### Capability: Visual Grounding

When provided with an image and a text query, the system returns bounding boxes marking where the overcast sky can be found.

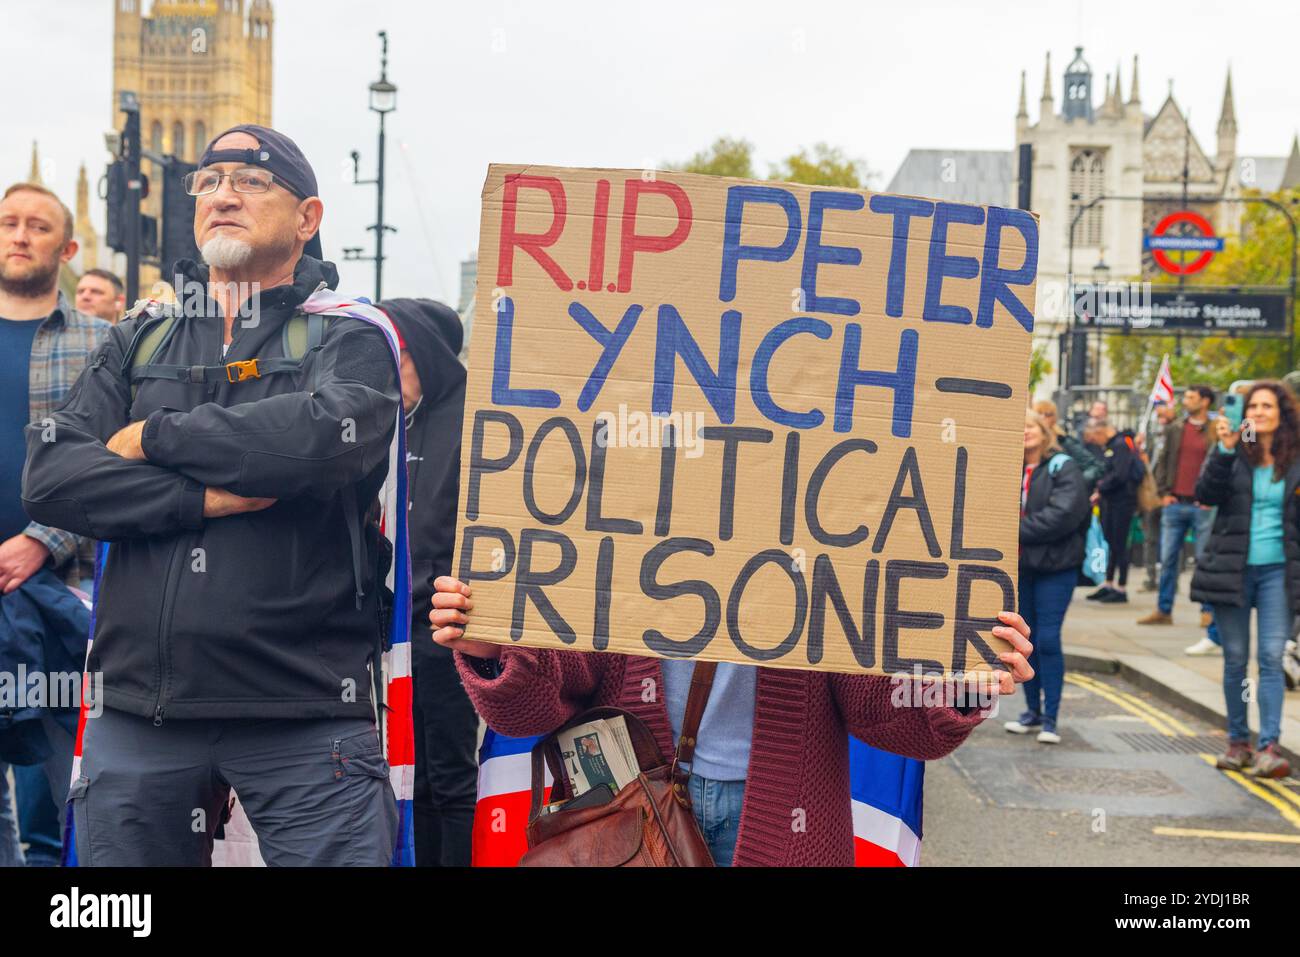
[3,0,1297,304]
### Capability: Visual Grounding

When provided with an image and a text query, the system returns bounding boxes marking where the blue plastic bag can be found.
[1083,511,1109,585]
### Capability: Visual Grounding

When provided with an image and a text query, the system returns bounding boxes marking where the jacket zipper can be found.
[151,537,188,725]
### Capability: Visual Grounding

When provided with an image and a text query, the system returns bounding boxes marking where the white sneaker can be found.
[1185,637,1222,656]
[1037,730,1061,744]
[1004,719,1037,734]
[1283,640,1300,691]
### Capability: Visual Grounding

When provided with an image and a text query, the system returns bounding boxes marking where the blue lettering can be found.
[922,203,985,325]
[801,191,864,316]
[719,186,802,302]
[868,195,934,317]
[653,305,741,423]
[491,296,561,408]
[568,301,643,411]
[751,317,832,429]
[977,206,1038,332]
[835,325,918,438]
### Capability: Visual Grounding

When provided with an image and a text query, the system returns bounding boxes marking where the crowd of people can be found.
[1021,385,1297,779]
[0,122,1035,868]
[0,119,1290,869]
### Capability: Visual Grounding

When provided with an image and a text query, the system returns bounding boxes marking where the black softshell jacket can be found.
[22,256,400,721]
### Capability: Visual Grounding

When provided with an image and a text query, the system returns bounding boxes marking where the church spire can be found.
[1128,54,1140,105]
[1217,66,1237,135]
[1017,69,1028,119]
[1280,134,1300,192]
[1113,61,1123,107]
[29,140,41,184]
[1040,50,1053,109]
[76,163,90,224]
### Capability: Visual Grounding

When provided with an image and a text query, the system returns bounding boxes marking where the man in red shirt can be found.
[1139,385,1221,654]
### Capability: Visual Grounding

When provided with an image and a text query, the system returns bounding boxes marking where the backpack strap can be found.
[127,308,334,393]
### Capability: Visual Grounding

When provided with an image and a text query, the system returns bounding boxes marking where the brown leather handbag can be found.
[519,661,717,867]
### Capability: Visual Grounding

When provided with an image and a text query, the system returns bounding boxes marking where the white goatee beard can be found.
[201,234,255,270]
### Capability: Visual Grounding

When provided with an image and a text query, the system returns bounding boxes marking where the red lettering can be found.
[588,179,611,292]
[616,179,693,293]
[497,174,572,290]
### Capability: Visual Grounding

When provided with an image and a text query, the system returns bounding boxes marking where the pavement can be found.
[923,569,1300,865]
[1062,573,1300,766]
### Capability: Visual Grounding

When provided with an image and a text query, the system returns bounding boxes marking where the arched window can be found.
[150,120,163,154]
[194,121,207,157]
[172,121,185,160]
[1068,148,1106,247]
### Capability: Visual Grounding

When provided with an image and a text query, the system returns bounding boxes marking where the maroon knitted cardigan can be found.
[455,648,988,867]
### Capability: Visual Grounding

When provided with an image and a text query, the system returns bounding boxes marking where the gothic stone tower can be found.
[110,0,273,290]
[112,0,273,163]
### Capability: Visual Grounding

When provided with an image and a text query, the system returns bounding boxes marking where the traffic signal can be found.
[104,162,152,255]
[161,160,199,282]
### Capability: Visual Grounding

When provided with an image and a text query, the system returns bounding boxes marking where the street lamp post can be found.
[346,31,398,302]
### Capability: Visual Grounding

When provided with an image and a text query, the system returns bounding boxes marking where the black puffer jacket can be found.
[22,256,400,721]
[1019,453,1091,573]
[1190,446,1300,611]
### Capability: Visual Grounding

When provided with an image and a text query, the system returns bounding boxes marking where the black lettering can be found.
[592,535,615,651]
[466,410,523,521]
[512,528,578,644]
[950,447,1003,561]
[586,421,642,534]
[727,549,808,662]
[780,431,799,546]
[456,526,515,584]
[873,446,941,557]
[639,537,720,658]
[882,559,947,675]
[807,554,877,668]
[655,424,677,537]
[701,426,774,541]
[953,563,1014,672]
[805,438,876,547]
[522,416,585,525]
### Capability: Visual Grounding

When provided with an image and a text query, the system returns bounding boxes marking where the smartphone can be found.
[1222,393,1244,432]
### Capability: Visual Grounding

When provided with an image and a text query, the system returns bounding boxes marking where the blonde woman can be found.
[1005,411,1091,743]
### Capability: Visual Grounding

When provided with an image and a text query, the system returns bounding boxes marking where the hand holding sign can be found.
[430,576,1035,692]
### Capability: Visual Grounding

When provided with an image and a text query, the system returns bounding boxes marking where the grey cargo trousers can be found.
[71,707,397,866]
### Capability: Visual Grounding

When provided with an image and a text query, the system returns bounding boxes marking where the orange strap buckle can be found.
[225,359,261,383]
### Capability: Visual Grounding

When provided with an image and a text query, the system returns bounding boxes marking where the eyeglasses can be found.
[183,167,276,196]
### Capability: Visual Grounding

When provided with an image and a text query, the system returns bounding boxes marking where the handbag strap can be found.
[669,660,717,800]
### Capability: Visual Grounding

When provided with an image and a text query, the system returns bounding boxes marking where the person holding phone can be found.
[1190,381,1298,778]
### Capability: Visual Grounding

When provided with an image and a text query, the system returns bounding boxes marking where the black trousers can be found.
[411,635,479,867]
[1101,496,1137,587]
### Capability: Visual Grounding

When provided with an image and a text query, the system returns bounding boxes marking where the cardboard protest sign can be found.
[454,164,1038,677]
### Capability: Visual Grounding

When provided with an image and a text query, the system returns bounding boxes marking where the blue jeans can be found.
[14,763,61,867]
[1213,563,1290,748]
[1158,503,1219,643]
[0,764,22,867]
[1018,566,1076,729]
[687,773,744,867]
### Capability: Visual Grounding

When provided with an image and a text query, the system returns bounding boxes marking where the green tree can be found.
[1105,188,1300,392]
[1028,343,1053,393]
[769,143,874,188]
[670,137,756,178]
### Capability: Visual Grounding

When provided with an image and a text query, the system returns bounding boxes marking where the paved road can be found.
[923,671,1300,866]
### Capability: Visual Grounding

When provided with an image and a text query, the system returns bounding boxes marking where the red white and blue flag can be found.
[1149,354,1175,407]
[472,729,923,867]
[63,290,416,867]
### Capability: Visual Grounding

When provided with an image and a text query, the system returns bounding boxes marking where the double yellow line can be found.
[1065,671,1300,845]
[1065,672,1193,736]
